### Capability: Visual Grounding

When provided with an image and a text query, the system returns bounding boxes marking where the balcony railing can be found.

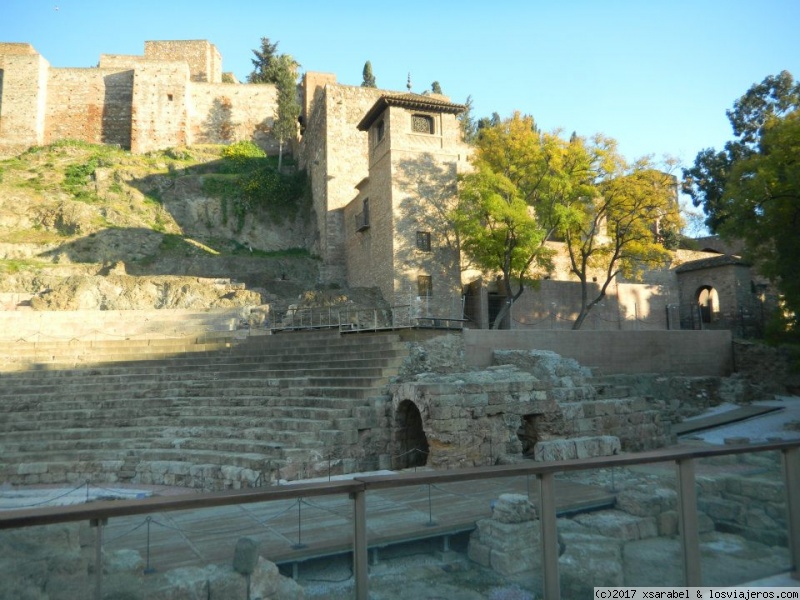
[1,440,798,599]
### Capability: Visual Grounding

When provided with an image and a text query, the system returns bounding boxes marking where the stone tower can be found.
[342,93,469,318]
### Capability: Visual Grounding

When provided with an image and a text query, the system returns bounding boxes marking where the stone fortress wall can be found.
[0,40,280,157]
[0,38,762,330]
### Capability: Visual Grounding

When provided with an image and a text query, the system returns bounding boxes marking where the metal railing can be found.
[275,304,466,333]
[1,440,798,599]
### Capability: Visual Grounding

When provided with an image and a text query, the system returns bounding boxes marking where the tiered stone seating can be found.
[0,330,408,490]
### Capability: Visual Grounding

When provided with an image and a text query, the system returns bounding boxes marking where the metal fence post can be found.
[537,472,560,600]
[676,458,702,585]
[90,518,107,600]
[784,447,800,579]
[352,489,369,599]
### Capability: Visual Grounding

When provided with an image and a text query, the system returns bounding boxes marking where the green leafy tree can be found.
[431,81,443,94]
[361,61,377,88]
[456,113,681,329]
[247,37,280,84]
[268,54,301,171]
[683,71,800,231]
[454,113,556,328]
[683,71,800,332]
[559,151,682,329]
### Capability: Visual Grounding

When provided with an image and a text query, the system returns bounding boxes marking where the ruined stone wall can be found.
[130,61,190,153]
[44,68,133,148]
[187,82,277,149]
[2,41,273,157]
[390,350,670,469]
[144,40,221,83]
[0,48,49,156]
[464,329,734,375]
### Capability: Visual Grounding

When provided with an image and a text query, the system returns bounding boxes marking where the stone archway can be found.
[697,285,719,324]
[393,400,429,469]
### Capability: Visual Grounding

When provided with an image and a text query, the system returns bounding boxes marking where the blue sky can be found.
[2,0,799,170]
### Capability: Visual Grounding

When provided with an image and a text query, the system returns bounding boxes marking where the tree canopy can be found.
[361,61,377,88]
[456,113,681,329]
[682,71,800,333]
[247,37,280,84]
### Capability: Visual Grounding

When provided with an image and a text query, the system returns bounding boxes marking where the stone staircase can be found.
[0,330,408,490]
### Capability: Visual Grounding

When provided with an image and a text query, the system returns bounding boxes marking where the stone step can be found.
[0,393,373,414]
[593,383,633,399]
[0,356,403,383]
[0,336,405,371]
[2,447,279,474]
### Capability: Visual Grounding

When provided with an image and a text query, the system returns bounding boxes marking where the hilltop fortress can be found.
[0,39,770,332]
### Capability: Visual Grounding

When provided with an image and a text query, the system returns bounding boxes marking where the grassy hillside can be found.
[0,140,322,313]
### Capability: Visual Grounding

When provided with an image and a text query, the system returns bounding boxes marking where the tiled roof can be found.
[357,93,467,131]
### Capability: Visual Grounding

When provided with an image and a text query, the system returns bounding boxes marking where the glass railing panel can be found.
[1,520,97,598]
[696,449,790,586]
[361,475,539,599]
[556,461,685,593]
[98,492,358,599]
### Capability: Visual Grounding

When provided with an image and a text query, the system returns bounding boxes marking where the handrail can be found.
[1,440,796,528]
[2,439,798,599]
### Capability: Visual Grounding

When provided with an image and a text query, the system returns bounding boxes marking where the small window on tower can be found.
[417,275,433,298]
[416,231,431,251]
[411,114,434,134]
[376,119,385,142]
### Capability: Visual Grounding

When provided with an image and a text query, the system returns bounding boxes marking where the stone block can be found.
[574,510,657,541]
[745,508,779,530]
[737,477,784,503]
[533,439,576,462]
[17,462,48,475]
[233,537,259,575]
[658,510,679,536]
[493,493,536,523]
[466,539,491,567]
[559,402,585,420]
[698,497,744,524]
[616,486,677,517]
[559,532,624,597]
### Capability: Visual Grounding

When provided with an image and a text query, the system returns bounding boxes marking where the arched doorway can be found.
[696,286,719,324]
[394,400,429,469]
